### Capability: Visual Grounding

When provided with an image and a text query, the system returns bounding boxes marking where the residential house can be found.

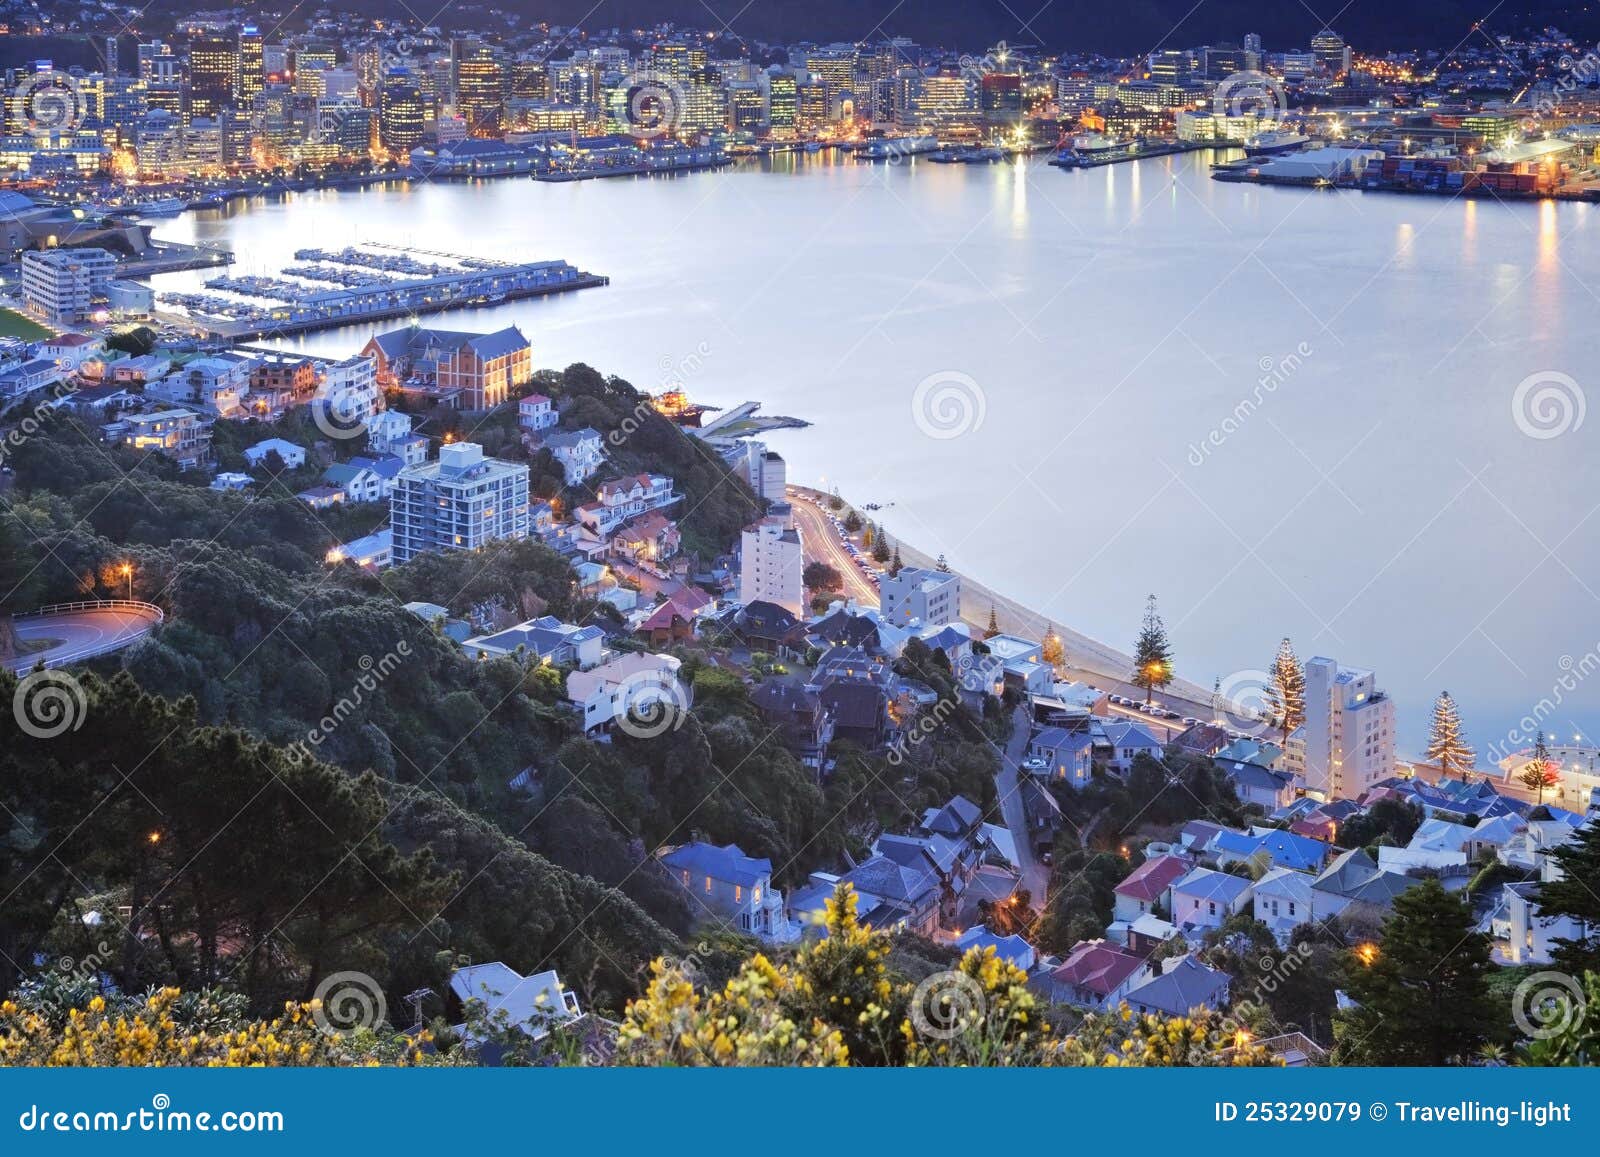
[612,512,680,564]
[1035,940,1150,1010]
[1099,717,1165,772]
[463,616,606,669]
[1027,726,1095,787]
[448,961,581,1043]
[566,652,687,733]
[1172,722,1233,757]
[210,472,253,492]
[1123,955,1231,1017]
[954,926,1036,971]
[540,426,606,485]
[40,332,104,372]
[658,841,796,943]
[819,681,889,751]
[1253,866,1315,944]
[574,473,680,536]
[984,633,1054,696]
[297,484,345,510]
[1219,755,1297,811]
[109,408,212,469]
[636,599,697,648]
[751,680,832,770]
[737,600,803,654]
[244,437,306,470]
[345,453,408,498]
[1210,828,1329,875]
[1112,854,1191,925]
[1170,867,1253,933]
[366,409,428,465]
[0,358,64,403]
[1018,777,1065,855]
[325,529,393,570]
[518,391,558,431]
[1310,847,1418,922]
[1485,882,1592,966]
[323,460,385,503]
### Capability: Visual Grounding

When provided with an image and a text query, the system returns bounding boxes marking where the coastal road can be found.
[5,603,162,673]
[787,492,880,609]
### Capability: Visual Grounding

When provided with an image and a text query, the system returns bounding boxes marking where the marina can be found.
[154,244,607,340]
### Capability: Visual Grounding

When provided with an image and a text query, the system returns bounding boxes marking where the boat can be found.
[803,141,823,153]
[854,135,939,160]
[136,197,187,217]
[961,147,1005,163]
[1244,131,1312,156]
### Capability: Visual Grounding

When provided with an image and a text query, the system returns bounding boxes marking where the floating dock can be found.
[157,247,607,341]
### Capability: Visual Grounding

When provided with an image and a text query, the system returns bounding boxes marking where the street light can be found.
[118,562,133,600]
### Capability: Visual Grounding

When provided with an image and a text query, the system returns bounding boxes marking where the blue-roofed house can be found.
[1212,828,1329,875]
[1253,866,1315,944]
[1099,718,1165,772]
[658,841,797,943]
[1123,955,1231,1017]
[1170,867,1253,933]
[955,926,1036,971]
[461,615,606,669]
[1027,726,1095,787]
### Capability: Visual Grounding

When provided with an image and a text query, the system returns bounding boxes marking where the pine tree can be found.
[1267,637,1305,742]
[1131,594,1173,704]
[1040,623,1064,669]
[985,604,1000,639]
[1424,691,1475,780]
[888,546,903,576]
[871,532,891,565]
[1518,731,1558,804]
[1333,878,1496,1065]
[935,553,950,573]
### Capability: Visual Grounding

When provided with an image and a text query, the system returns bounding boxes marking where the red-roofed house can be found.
[637,599,697,647]
[1036,940,1150,1010]
[613,511,680,564]
[1112,854,1192,923]
[1290,814,1338,842]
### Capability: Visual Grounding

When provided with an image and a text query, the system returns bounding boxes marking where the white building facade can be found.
[390,442,530,564]
[1302,656,1396,800]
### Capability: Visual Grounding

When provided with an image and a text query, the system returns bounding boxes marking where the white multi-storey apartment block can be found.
[739,503,805,616]
[1302,656,1396,800]
[21,247,115,323]
[390,442,530,564]
[879,565,961,626]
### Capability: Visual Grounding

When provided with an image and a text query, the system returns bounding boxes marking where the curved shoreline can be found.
[789,484,1216,714]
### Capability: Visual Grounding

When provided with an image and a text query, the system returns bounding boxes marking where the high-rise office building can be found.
[766,71,797,138]
[237,25,265,102]
[739,504,805,616]
[379,74,426,153]
[187,37,237,119]
[1311,29,1351,77]
[450,38,506,137]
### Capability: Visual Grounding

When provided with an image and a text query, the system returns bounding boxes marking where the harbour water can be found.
[153,150,1600,757]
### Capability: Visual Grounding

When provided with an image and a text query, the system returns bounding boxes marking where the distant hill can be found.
[431,0,1553,54]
